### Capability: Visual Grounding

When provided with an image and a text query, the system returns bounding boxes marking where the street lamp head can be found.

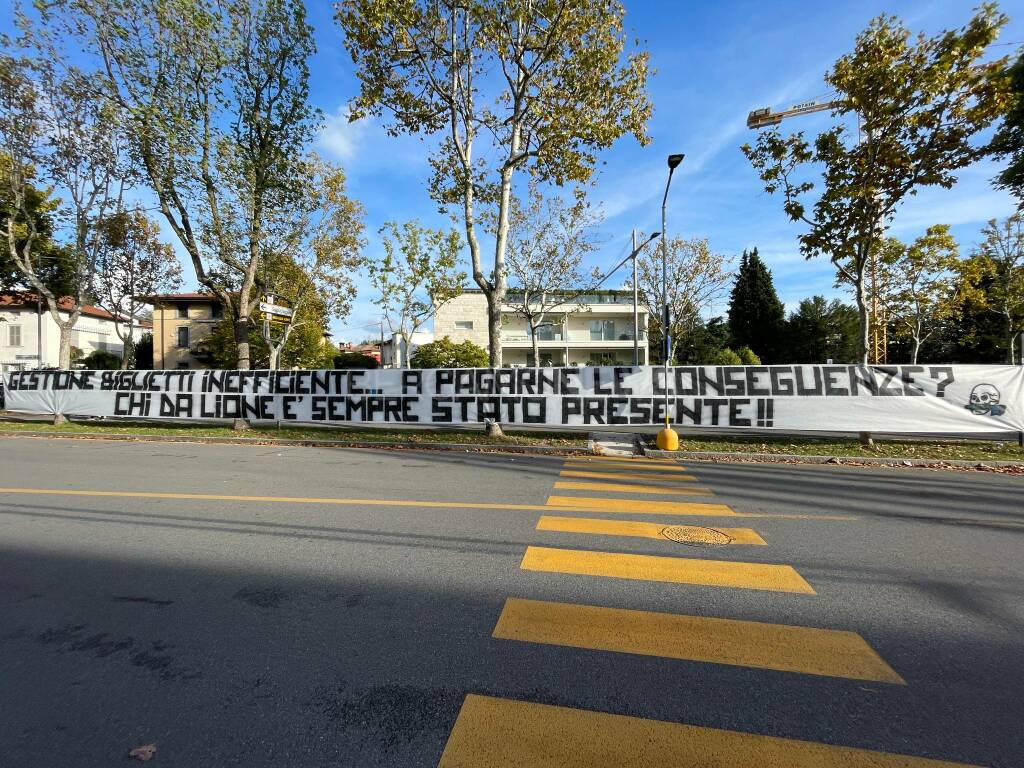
[648,231,662,241]
[667,153,684,170]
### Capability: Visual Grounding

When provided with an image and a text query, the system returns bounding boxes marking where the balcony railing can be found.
[501,329,646,343]
[501,331,564,342]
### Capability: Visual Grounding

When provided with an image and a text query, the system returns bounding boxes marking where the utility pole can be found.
[747,99,887,364]
[632,230,639,366]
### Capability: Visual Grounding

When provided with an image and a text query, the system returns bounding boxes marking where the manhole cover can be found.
[660,525,734,546]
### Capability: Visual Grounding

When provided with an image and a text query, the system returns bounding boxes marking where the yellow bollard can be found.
[655,427,679,451]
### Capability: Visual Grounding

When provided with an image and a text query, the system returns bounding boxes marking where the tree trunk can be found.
[1007,314,1016,365]
[854,276,870,364]
[121,337,136,370]
[235,317,251,370]
[910,334,921,366]
[397,333,406,369]
[486,292,503,368]
[58,324,73,370]
[531,323,540,367]
[268,344,281,371]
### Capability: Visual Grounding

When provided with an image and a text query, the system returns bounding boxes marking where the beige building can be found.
[434,288,649,366]
[144,293,224,369]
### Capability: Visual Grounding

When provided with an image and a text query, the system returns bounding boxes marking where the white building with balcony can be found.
[433,288,649,366]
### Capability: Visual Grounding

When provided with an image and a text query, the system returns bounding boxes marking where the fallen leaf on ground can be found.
[128,744,156,761]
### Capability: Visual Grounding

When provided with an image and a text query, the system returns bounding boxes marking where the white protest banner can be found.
[4,365,1023,434]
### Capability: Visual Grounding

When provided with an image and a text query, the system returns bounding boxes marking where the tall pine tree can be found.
[727,248,786,362]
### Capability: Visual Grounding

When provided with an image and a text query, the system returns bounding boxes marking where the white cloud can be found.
[317,107,372,160]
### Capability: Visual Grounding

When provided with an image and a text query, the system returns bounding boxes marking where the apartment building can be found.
[434,288,649,366]
[144,293,224,369]
[0,292,150,375]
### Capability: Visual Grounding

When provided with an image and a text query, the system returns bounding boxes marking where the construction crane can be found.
[746,99,887,364]
[746,100,841,129]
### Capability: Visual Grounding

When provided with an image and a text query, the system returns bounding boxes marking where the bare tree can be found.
[629,233,732,363]
[504,184,602,365]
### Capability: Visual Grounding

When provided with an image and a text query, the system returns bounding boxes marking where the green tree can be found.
[0,54,126,370]
[368,221,464,369]
[727,248,785,362]
[46,0,323,370]
[876,225,964,364]
[204,308,336,370]
[79,349,121,370]
[410,336,488,369]
[92,208,182,368]
[964,214,1024,362]
[710,348,742,365]
[335,0,651,367]
[333,351,378,369]
[0,164,75,296]
[742,8,1008,362]
[735,346,761,365]
[133,332,154,369]
[785,296,860,363]
[259,156,365,370]
[681,317,732,365]
[924,280,1007,363]
[989,52,1024,204]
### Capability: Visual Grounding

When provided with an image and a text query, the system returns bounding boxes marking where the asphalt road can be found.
[0,437,1021,767]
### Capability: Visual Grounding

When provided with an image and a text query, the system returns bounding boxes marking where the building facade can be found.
[380,331,434,368]
[0,293,150,375]
[433,289,649,366]
[145,293,224,369]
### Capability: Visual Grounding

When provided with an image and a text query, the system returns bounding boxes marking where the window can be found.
[176,304,189,319]
[454,320,474,330]
[211,303,223,319]
[535,324,558,341]
[176,326,189,348]
[589,319,615,341]
[8,325,22,347]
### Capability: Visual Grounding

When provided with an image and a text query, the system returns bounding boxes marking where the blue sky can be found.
[5,0,1023,343]
[305,0,1024,343]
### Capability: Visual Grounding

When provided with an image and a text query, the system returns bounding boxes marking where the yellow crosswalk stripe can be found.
[547,495,735,516]
[553,480,712,496]
[493,598,903,683]
[520,546,815,593]
[536,516,766,544]
[564,459,689,472]
[437,695,981,767]
[559,469,699,483]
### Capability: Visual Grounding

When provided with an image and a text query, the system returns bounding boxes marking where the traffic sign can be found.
[259,301,294,319]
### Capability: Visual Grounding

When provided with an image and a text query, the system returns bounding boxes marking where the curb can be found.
[0,429,593,456]
[642,446,1024,470]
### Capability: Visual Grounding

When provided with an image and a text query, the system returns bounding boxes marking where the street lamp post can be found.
[657,153,685,452]
[597,231,660,366]
[632,230,639,366]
